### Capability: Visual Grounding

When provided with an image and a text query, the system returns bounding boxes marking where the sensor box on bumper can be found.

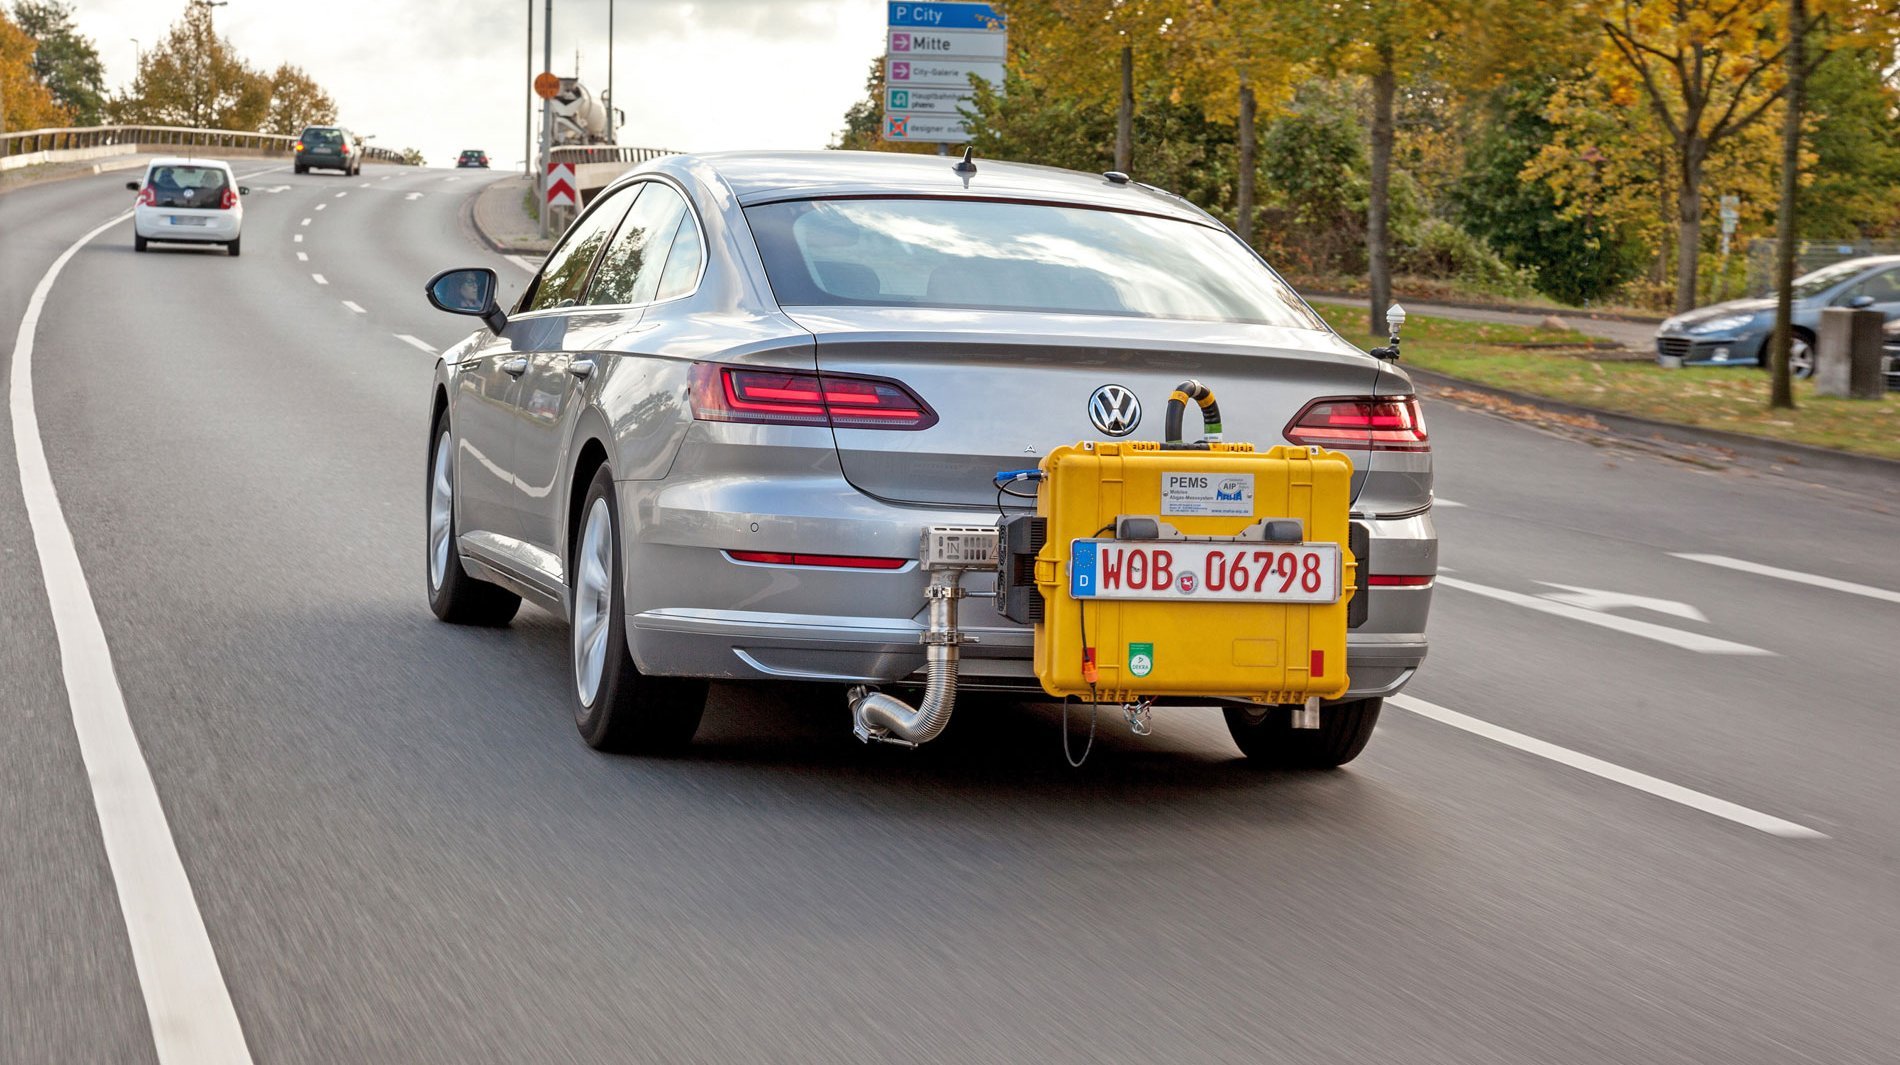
[1001,441,1357,705]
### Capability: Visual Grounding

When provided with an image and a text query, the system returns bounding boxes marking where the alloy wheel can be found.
[429,432,453,590]
[572,498,614,709]
[1789,337,1815,378]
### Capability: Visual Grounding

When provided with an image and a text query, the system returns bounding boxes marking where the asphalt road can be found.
[4,164,1898,1065]
[1308,293,1659,349]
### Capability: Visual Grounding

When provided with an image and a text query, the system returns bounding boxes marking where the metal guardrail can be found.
[548,145,680,166]
[0,124,411,164]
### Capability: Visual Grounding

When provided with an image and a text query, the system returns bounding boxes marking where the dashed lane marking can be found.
[314,203,326,211]
[1390,695,1826,839]
[341,301,365,314]
[333,192,347,198]
[1437,575,1771,655]
[293,234,302,243]
[311,273,328,285]
[395,334,438,354]
[404,192,423,201]
[299,218,311,226]
[296,252,307,262]
[9,210,256,1061]
[1672,553,1900,606]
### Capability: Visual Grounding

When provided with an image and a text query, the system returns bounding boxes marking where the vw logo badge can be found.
[1088,384,1141,437]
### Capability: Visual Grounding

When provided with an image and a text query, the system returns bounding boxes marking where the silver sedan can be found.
[421,150,1436,763]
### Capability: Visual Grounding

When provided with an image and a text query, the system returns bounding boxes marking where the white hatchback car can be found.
[127,157,248,256]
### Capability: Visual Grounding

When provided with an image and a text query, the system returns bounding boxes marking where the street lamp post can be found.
[525,0,533,178]
[606,0,615,145]
[538,0,553,237]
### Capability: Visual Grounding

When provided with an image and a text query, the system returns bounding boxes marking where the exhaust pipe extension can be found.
[851,574,967,747]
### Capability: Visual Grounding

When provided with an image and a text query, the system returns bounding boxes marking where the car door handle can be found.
[568,358,596,380]
[502,357,529,377]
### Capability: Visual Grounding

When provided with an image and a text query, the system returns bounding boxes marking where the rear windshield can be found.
[301,129,343,146]
[146,165,229,208]
[744,197,1324,328]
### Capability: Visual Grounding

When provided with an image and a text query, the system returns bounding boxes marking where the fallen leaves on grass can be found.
[1429,387,1609,433]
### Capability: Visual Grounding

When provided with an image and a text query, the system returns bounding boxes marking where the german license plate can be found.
[1069,539,1341,603]
[168,215,207,225]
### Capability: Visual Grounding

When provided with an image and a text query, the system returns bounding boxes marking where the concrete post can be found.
[1815,308,1886,399]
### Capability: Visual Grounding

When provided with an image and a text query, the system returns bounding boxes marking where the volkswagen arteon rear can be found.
[623,153,1433,705]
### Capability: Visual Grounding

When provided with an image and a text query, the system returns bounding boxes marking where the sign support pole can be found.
[539,0,554,238]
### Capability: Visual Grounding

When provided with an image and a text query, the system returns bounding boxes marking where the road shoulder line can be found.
[8,211,255,1060]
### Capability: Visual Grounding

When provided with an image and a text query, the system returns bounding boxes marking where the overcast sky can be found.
[75,0,887,168]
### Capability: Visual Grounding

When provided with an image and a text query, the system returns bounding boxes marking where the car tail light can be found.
[340,141,351,154]
[727,551,909,570]
[1284,396,1429,452]
[690,364,937,430]
[295,142,305,152]
[136,186,155,206]
[219,187,237,210]
[1368,574,1433,587]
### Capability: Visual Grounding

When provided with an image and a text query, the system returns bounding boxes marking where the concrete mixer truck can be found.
[550,77,621,146]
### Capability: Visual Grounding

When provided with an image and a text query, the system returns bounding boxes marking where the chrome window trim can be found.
[508,176,711,324]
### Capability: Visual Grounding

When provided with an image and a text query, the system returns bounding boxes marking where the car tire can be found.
[134,235,148,252]
[570,465,708,753]
[294,164,306,175]
[227,237,241,257]
[1223,698,1383,769]
[426,421,521,626]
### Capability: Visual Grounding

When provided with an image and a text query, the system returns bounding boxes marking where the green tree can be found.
[2,7,68,133]
[400,146,424,166]
[11,0,100,124]
[107,1,268,130]
[828,56,937,154]
[1798,43,1900,238]
[1454,82,1648,304]
[262,63,335,135]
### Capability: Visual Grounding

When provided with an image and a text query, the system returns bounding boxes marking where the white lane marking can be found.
[1672,553,1900,606]
[313,203,326,211]
[395,333,438,354]
[293,234,302,243]
[311,273,328,285]
[333,192,347,199]
[404,192,423,201]
[341,300,366,314]
[299,217,311,227]
[236,165,288,179]
[444,176,461,182]
[359,181,372,188]
[295,252,308,262]
[1534,581,1708,623]
[1437,575,1772,655]
[1434,498,1465,508]
[1390,695,1826,839]
[380,175,392,181]
[504,254,539,273]
[9,211,257,1060]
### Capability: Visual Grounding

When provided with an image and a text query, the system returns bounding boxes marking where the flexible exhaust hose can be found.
[850,573,964,745]
[1163,379,1222,444]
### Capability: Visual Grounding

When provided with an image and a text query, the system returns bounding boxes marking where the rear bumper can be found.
[621,456,1435,699]
[134,210,240,242]
[299,153,351,168]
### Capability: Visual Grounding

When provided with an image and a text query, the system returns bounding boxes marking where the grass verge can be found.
[1314,303,1900,461]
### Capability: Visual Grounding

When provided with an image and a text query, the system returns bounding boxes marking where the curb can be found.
[1303,290,1667,326]
[465,178,553,257]
[1406,365,1900,482]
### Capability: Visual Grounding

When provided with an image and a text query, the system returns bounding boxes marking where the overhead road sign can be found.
[884,2,1005,144]
[887,2,1004,29]
[886,87,976,114]
[886,58,1005,89]
[888,28,1008,60]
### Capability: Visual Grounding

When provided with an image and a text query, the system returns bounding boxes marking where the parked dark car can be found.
[456,149,491,169]
[296,126,362,176]
[1654,255,1900,377]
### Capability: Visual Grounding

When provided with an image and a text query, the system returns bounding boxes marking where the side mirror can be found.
[426,267,507,334]
[238,186,251,196]
[125,181,141,191]
[1848,294,1877,309]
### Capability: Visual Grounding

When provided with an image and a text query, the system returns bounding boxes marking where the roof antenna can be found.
[952,146,977,175]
